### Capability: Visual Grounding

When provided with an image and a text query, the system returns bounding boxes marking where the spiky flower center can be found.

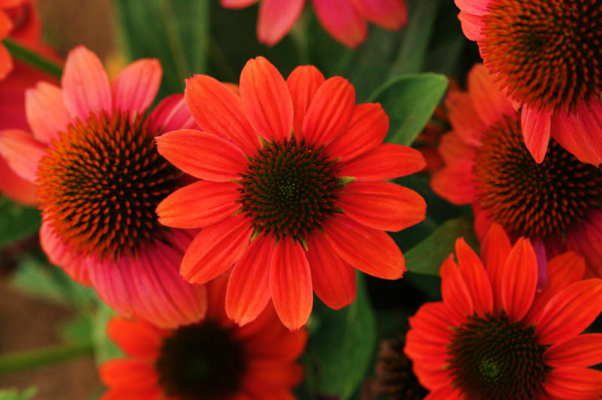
[37,111,180,259]
[238,138,342,242]
[448,313,549,400]
[473,115,602,238]
[481,0,602,112]
[156,321,246,400]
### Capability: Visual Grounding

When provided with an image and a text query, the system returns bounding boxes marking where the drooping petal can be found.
[311,0,368,48]
[439,256,474,324]
[535,279,602,345]
[106,317,165,359]
[544,367,602,400]
[156,181,240,229]
[39,222,90,285]
[322,214,405,280]
[286,65,325,137]
[445,91,486,146]
[545,334,602,368]
[458,11,485,41]
[270,237,313,330]
[430,161,477,205]
[185,74,260,154]
[338,143,426,181]
[0,129,46,182]
[353,0,407,30]
[455,238,493,316]
[257,0,305,46]
[226,236,275,326]
[302,76,355,145]
[305,233,356,310]
[180,215,253,284]
[61,46,112,120]
[500,238,538,321]
[112,59,161,116]
[521,104,552,164]
[25,82,70,144]
[325,103,388,162]
[467,64,515,125]
[156,129,247,181]
[480,223,511,311]
[551,111,600,166]
[338,181,426,232]
[576,97,602,164]
[240,57,293,142]
[147,94,196,133]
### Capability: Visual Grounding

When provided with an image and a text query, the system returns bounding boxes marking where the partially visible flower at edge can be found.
[405,223,602,399]
[220,0,408,48]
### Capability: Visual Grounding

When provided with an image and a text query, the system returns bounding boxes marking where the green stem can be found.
[3,38,63,79]
[0,341,94,374]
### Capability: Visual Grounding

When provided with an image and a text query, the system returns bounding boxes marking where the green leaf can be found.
[370,74,448,146]
[113,0,210,97]
[404,216,479,276]
[0,387,37,400]
[93,303,123,366]
[304,273,376,399]
[0,197,41,250]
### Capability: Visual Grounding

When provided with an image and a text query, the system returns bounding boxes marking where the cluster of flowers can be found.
[0,0,601,399]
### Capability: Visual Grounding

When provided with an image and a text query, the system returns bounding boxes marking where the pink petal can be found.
[226,236,275,326]
[112,59,162,117]
[458,11,485,41]
[325,103,388,162]
[157,181,240,229]
[286,65,325,137]
[311,0,368,48]
[25,82,70,144]
[0,129,46,182]
[322,214,405,280]
[305,233,356,309]
[338,143,426,181]
[62,46,112,120]
[467,64,515,125]
[156,129,248,181]
[430,161,477,205]
[454,0,491,15]
[535,279,602,345]
[0,157,37,206]
[546,334,602,368]
[40,222,90,286]
[257,0,305,46]
[338,181,426,232]
[147,94,197,133]
[576,97,602,164]
[220,0,258,9]
[551,110,600,166]
[352,0,408,30]
[455,238,493,316]
[302,77,356,146]
[521,104,552,164]
[500,238,538,321]
[240,57,293,143]
[270,237,313,330]
[185,74,260,154]
[180,215,253,284]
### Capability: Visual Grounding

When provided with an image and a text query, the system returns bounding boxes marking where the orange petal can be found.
[546,334,602,368]
[500,238,538,321]
[576,97,602,164]
[98,359,158,390]
[430,161,477,205]
[455,238,493,316]
[438,132,476,165]
[408,302,454,345]
[480,223,511,311]
[445,90,485,146]
[0,129,46,182]
[551,110,600,166]
[440,256,474,324]
[521,104,552,164]
[286,65,325,137]
[25,82,70,144]
[467,64,515,125]
[106,317,165,359]
[545,367,602,400]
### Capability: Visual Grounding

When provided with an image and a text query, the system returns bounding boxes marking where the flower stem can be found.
[3,39,63,79]
[0,341,94,374]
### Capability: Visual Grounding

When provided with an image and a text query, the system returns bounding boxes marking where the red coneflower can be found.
[431,64,602,279]
[455,0,602,165]
[99,277,307,400]
[220,0,407,48]
[156,56,426,330]
[405,223,602,400]
[0,46,208,328]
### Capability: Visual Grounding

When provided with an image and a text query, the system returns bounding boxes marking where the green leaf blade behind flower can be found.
[370,73,448,146]
[0,197,40,250]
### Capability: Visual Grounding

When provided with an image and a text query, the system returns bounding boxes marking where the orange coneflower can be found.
[220,0,407,48]
[99,277,307,400]
[0,46,208,328]
[156,56,426,330]
[405,223,602,400]
[455,0,602,165]
[431,64,602,280]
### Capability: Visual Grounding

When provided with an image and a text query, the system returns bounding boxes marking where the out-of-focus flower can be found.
[431,64,602,279]
[220,0,408,48]
[0,0,42,79]
[405,223,602,400]
[156,56,426,330]
[0,45,208,328]
[99,277,307,400]
[455,0,602,165]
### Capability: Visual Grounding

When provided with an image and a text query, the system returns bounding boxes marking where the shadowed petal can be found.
[353,0,407,30]
[311,0,367,48]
